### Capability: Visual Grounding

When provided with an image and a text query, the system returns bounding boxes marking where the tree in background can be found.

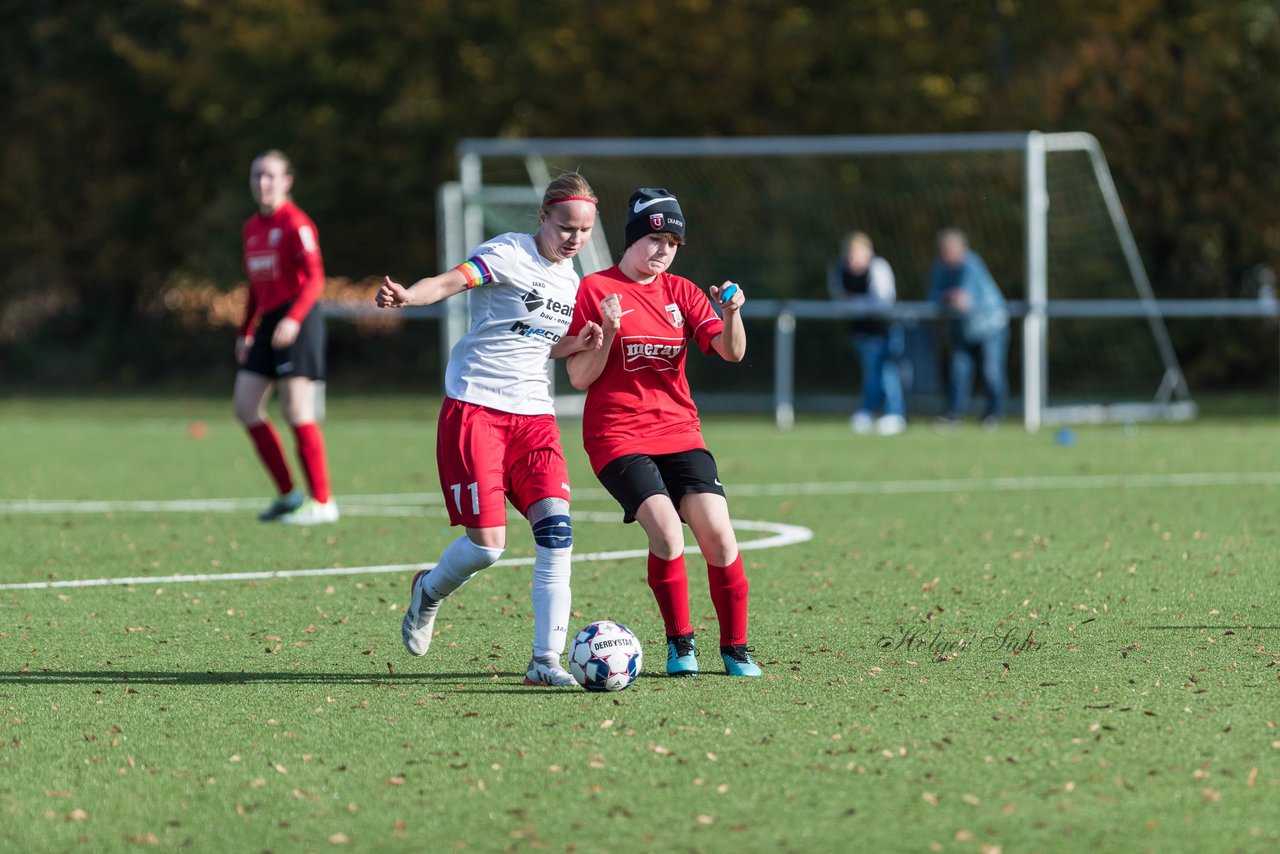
[1,0,1277,388]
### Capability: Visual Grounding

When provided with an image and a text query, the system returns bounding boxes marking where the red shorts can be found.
[435,397,572,528]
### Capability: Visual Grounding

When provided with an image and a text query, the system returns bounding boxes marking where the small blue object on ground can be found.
[1055,428,1076,446]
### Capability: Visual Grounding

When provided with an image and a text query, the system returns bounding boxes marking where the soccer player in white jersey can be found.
[375,173,605,686]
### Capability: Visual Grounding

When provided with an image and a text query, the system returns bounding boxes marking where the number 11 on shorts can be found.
[451,482,479,515]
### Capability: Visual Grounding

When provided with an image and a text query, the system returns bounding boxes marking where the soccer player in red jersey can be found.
[233,150,337,525]
[565,188,761,677]
[375,173,608,687]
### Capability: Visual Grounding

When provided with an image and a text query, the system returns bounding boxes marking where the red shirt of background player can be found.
[240,200,325,337]
[232,150,336,526]
[567,266,724,474]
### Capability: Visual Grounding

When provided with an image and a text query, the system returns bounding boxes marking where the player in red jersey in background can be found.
[233,150,337,525]
[566,188,761,677]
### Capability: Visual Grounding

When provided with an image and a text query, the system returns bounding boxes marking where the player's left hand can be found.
[272,317,301,349]
[600,293,623,331]
[711,281,745,312]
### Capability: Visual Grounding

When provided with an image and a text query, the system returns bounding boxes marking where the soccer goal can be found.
[442,133,1195,431]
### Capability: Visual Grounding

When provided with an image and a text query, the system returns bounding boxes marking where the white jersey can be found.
[444,232,579,415]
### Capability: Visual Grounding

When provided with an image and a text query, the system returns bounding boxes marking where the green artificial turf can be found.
[1,396,1277,852]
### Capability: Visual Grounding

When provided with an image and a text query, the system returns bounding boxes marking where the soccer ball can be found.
[569,620,643,692]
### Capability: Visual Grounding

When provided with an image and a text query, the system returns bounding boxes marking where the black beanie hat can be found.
[624,188,686,250]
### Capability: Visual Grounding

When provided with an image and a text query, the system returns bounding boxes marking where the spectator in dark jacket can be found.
[828,232,906,435]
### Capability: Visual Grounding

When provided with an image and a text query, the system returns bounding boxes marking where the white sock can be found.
[423,535,503,601]
[531,544,572,666]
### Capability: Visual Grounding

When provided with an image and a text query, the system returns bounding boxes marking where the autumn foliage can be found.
[2,1,1278,387]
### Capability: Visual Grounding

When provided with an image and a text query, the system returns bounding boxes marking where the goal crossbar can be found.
[452,133,1194,431]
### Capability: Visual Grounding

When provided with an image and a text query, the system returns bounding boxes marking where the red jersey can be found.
[240,201,325,336]
[568,265,725,473]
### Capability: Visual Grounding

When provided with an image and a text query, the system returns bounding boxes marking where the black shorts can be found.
[242,303,326,381]
[596,449,726,524]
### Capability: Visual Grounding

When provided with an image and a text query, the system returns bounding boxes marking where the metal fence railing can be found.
[322,297,1280,430]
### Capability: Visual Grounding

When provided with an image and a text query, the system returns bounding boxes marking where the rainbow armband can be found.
[455,257,493,290]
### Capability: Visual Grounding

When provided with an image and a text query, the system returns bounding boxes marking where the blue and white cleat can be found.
[278,498,339,526]
[720,645,763,677]
[258,488,305,522]
[401,569,440,657]
[666,634,699,677]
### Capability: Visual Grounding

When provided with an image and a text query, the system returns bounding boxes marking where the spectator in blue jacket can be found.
[828,232,906,435]
[928,229,1009,429]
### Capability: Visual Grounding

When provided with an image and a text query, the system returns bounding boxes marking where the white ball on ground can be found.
[569,620,643,692]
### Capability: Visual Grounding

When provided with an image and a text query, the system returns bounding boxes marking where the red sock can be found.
[707,553,749,647]
[647,552,692,637]
[247,421,293,495]
[291,422,331,503]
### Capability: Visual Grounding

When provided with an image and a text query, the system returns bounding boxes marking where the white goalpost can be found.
[439,133,1195,431]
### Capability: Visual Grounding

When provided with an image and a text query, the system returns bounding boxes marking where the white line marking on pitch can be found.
[4,470,1279,516]
[0,513,812,591]
[5,468,1278,590]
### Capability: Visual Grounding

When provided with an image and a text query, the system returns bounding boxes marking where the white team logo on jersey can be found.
[268,228,282,247]
[622,336,684,372]
[664,302,684,327]
[245,252,279,280]
[298,225,317,253]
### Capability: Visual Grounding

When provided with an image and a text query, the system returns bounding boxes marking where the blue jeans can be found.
[851,329,905,418]
[946,326,1008,420]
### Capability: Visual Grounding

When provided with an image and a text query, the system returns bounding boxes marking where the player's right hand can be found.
[235,336,252,365]
[577,320,604,351]
[600,293,622,330]
[376,276,410,308]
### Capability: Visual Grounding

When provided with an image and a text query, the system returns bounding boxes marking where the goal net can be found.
[443,134,1193,429]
